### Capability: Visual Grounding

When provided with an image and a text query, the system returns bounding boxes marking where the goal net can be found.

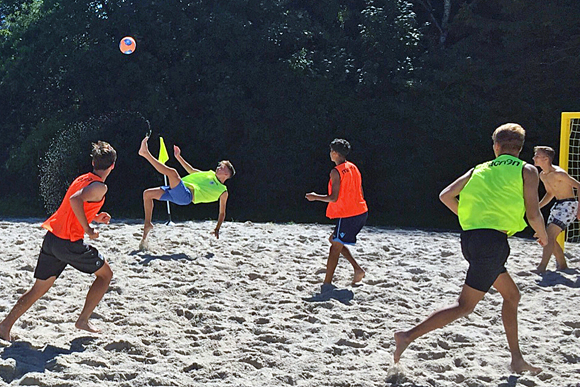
[557,112,580,248]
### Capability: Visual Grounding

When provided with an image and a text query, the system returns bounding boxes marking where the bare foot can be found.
[0,323,12,342]
[532,265,547,274]
[510,357,542,375]
[394,331,411,363]
[138,239,149,251]
[75,319,101,334]
[556,263,568,271]
[352,269,366,284]
[138,137,150,158]
[141,222,153,242]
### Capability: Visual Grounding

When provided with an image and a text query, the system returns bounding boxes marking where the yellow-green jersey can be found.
[181,171,227,204]
[457,154,527,236]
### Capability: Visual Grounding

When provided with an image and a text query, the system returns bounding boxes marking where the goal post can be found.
[557,112,580,250]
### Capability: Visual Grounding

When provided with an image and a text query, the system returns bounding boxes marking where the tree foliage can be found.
[0,0,578,229]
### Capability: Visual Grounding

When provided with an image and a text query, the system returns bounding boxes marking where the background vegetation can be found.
[1,0,578,230]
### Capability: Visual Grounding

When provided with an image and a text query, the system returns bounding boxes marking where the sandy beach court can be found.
[1,219,579,386]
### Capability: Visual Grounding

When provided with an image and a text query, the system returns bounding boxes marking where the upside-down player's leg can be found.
[138,137,181,188]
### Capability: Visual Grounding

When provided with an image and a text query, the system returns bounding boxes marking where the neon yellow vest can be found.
[181,171,227,204]
[457,154,527,236]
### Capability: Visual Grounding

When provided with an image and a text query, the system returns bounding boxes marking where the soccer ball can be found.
[119,37,136,55]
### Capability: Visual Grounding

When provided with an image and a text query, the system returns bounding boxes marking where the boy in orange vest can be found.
[0,141,116,341]
[306,139,368,289]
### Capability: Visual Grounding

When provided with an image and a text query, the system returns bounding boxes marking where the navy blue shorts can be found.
[34,232,105,280]
[159,180,193,205]
[331,212,368,245]
[460,229,509,292]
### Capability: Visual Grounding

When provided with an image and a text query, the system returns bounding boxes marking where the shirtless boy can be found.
[532,146,580,272]
[394,124,547,374]
[139,136,235,249]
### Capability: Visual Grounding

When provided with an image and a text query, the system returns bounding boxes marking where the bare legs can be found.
[393,284,485,362]
[0,277,56,341]
[492,273,541,374]
[0,262,113,340]
[139,137,182,246]
[536,223,565,272]
[394,273,541,375]
[75,262,113,333]
[324,234,365,285]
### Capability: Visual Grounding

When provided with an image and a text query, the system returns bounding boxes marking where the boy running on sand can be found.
[306,138,368,289]
[138,136,235,249]
[0,141,116,341]
[532,146,580,272]
[394,124,548,374]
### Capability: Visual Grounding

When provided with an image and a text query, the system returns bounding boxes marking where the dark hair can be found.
[330,138,351,157]
[534,146,556,162]
[219,160,236,177]
[91,141,117,170]
[492,123,525,153]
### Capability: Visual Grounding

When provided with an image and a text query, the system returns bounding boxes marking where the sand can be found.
[0,219,579,387]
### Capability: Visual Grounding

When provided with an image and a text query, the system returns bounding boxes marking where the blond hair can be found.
[534,146,555,162]
[492,123,525,153]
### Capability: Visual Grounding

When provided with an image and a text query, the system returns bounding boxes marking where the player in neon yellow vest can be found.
[394,123,548,374]
[138,137,235,249]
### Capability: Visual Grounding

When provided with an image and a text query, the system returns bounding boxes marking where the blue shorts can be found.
[331,212,368,245]
[159,180,193,205]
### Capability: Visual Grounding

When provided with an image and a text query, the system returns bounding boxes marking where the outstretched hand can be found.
[174,145,181,158]
[305,193,318,202]
[212,229,220,239]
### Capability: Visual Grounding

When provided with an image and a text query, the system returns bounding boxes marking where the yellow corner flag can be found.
[158,137,169,165]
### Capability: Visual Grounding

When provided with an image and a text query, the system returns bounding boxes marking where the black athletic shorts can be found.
[460,229,510,292]
[34,231,106,280]
[331,211,368,245]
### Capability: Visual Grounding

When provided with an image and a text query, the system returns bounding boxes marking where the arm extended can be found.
[305,169,340,203]
[174,145,201,175]
[213,191,229,239]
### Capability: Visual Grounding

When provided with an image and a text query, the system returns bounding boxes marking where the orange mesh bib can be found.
[42,172,105,241]
[326,161,368,219]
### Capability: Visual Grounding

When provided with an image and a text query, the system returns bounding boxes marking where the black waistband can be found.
[555,198,577,204]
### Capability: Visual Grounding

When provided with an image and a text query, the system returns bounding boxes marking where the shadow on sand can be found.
[302,284,354,305]
[0,336,94,384]
[536,268,580,288]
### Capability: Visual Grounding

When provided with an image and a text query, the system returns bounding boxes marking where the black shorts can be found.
[460,229,510,292]
[331,212,368,245]
[34,232,106,280]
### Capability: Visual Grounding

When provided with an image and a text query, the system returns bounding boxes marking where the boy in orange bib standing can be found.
[0,141,116,341]
[306,138,368,289]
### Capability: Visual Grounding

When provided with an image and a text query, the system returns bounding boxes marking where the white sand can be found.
[0,219,579,387]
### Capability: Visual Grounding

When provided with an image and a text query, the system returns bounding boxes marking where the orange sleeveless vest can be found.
[326,161,368,219]
[42,172,105,241]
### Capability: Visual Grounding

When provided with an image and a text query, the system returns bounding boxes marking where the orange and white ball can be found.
[119,36,136,55]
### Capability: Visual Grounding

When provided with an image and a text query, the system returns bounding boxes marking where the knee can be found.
[456,300,476,316]
[97,264,113,282]
[505,289,521,305]
[143,188,159,200]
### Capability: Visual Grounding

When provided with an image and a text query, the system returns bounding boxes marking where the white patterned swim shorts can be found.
[547,198,578,230]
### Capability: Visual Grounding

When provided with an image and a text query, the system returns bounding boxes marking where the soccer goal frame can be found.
[557,112,580,249]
